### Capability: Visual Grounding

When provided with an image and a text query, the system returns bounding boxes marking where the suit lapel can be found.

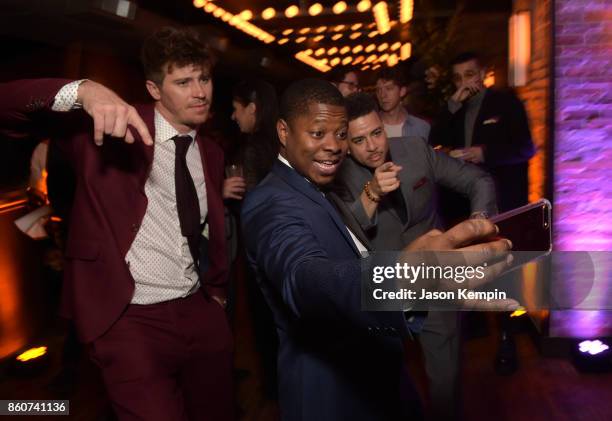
[472,89,492,147]
[272,161,361,256]
[133,104,156,196]
[327,192,372,251]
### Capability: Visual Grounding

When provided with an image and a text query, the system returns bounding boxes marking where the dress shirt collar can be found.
[154,109,197,144]
[277,153,293,169]
[278,154,321,190]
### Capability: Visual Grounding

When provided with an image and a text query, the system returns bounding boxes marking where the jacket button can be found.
[131,223,140,233]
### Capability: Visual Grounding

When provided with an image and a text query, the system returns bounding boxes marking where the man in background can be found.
[375,67,430,140]
[429,51,535,213]
[328,67,360,97]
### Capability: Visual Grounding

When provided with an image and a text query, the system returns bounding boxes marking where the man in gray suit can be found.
[330,92,498,420]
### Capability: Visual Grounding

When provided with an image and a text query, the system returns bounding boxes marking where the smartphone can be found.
[480,200,553,306]
[490,199,552,252]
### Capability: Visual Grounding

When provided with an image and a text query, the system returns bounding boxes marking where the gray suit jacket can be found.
[330,137,497,251]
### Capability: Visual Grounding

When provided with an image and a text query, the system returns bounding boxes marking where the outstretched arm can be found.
[0,78,153,145]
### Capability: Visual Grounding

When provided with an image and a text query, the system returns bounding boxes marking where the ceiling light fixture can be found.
[262,7,275,20]
[357,0,372,13]
[353,55,366,64]
[239,10,253,20]
[377,43,389,52]
[309,3,323,16]
[400,0,414,23]
[200,4,275,44]
[387,53,399,66]
[333,1,347,14]
[400,43,411,60]
[285,5,299,18]
[372,2,391,35]
[295,51,331,72]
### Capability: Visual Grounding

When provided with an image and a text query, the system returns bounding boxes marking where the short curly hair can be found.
[376,66,406,87]
[141,27,211,84]
[279,78,345,125]
[345,92,378,122]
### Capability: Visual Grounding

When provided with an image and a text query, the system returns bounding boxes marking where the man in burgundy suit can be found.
[0,27,232,421]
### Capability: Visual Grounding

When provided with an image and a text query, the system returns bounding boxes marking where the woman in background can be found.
[223,79,279,199]
[223,79,280,417]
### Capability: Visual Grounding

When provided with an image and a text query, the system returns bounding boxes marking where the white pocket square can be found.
[483,117,500,125]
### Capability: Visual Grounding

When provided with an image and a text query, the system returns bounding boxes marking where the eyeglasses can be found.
[338,80,360,89]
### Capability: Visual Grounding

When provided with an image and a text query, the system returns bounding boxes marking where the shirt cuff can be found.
[51,79,88,112]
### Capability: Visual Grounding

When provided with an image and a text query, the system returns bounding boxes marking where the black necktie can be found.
[173,135,201,269]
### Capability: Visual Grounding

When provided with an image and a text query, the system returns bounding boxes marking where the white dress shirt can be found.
[127,111,208,304]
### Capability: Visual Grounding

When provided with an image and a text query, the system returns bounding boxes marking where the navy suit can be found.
[241,161,421,421]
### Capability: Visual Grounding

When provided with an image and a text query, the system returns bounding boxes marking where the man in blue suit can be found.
[241,79,514,421]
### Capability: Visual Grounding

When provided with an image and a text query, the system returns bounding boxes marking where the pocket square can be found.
[483,116,500,125]
[413,177,428,190]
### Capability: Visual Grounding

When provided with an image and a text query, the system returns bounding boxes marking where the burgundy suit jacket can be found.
[0,79,228,343]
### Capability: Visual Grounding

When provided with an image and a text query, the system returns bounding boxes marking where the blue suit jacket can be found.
[241,161,421,421]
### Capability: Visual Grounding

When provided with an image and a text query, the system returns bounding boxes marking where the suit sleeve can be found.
[0,78,81,163]
[423,139,498,215]
[241,189,411,335]
[0,79,73,135]
[483,92,535,167]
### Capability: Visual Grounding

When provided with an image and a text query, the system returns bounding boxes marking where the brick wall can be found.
[554,0,612,251]
[514,0,551,204]
[553,0,611,337]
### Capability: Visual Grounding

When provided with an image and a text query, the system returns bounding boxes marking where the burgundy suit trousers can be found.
[89,291,234,421]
